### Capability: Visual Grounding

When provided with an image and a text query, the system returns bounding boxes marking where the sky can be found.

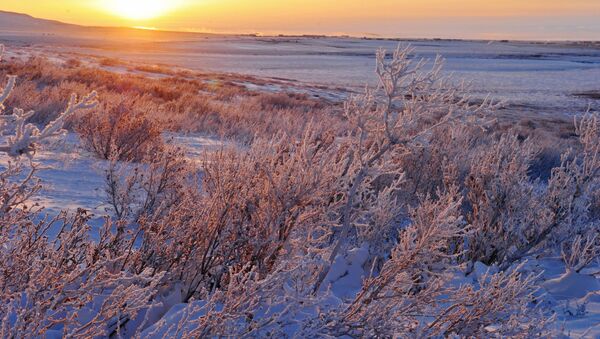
[1,0,600,40]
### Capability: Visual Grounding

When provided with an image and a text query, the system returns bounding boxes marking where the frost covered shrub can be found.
[131,128,340,302]
[462,114,600,267]
[463,133,548,265]
[156,45,550,336]
[311,46,495,291]
[0,43,579,336]
[311,191,552,337]
[1,80,88,126]
[0,45,162,337]
[104,145,190,221]
[0,211,162,337]
[0,161,40,215]
[75,94,163,162]
[335,189,467,336]
[2,55,339,144]
[561,230,600,273]
[160,93,215,132]
[542,114,600,238]
[296,47,556,337]
[395,122,486,203]
[0,66,97,157]
[255,92,324,111]
[396,110,600,268]
[142,259,326,338]
[424,264,553,337]
[161,92,338,143]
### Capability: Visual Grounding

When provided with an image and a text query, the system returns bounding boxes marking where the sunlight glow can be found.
[104,0,177,20]
[1,0,599,39]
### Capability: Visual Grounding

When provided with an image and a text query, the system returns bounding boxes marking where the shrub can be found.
[498,114,600,268]
[124,46,556,336]
[561,231,600,273]
[0,45,161,337]
[311,46,495,292]
[99,57,121,67]
[130,127,340,301]
[75,94,163,162]
[463,133,548,265]
[3,43,590,337]
[1,54,340,143]
[104,145,190,221]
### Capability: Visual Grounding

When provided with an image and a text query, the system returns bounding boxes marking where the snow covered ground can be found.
[140,247,600,337]
[0,133,226,236]
[56,38,600,116]
[2,17,600,336]
[1,131,598,336]
[0,134,109,230]
[2,30,600,116]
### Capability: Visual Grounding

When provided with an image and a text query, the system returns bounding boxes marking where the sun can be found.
[105,0,177,20]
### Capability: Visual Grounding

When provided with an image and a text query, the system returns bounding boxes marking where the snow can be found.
[319,244,370,300]
[137,246,600,337]
[527,259,600,337]
[137,245,372,336]
[4,36,599,117]
[2,131,599,337]
[544,271,600,300]
[0,134,109,234]
[471,260,499,281]
[0,132,226,237]
[2,34,600,336]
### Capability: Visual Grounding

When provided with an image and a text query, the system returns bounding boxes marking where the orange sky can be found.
[2,0,600,40]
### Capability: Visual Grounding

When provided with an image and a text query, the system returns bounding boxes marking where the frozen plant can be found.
[425,263,553,337]
[0,45,161,337]
[561,231,600,273]
[313,45,495,292]
[75,94,163,162]
[0,44,97,213]
[0,53,98,156]
[104,145,190,221]
[0,41,588,336]
[464,133,547,265]
[500,113,600,268]
[129,127,340,302]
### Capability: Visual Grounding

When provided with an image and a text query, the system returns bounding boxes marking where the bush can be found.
[125,47,561,336]
[0,46,160,337]
[1,55,340,143]
[104,145,190,221]
[75,94,163,162]
[4,43,597,337]
[130,128,340,301]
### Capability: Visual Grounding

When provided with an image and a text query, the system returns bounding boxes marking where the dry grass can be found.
[0,56,341,146]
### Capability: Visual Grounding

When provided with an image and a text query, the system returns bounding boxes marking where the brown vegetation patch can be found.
[0,55,341,148]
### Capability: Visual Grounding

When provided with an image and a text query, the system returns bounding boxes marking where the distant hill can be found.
[0,10,81,32]
[0,10,220,43]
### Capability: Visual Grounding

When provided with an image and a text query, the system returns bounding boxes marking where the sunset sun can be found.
[105,0,176,20]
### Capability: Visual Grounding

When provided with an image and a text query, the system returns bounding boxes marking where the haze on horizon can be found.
[1,0,600,40]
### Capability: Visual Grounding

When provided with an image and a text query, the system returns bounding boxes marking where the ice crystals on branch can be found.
[0,45,98,157]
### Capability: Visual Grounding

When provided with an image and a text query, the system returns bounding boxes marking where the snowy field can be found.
[77,37,600,111]
[2,29,600,116]
[2,16,600,337]
[0,133,226,239]
[96,38,600,117]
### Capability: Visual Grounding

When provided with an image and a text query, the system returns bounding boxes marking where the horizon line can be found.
[2,9,600,43]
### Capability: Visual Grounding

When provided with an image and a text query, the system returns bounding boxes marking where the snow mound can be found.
[543,271,600,300]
